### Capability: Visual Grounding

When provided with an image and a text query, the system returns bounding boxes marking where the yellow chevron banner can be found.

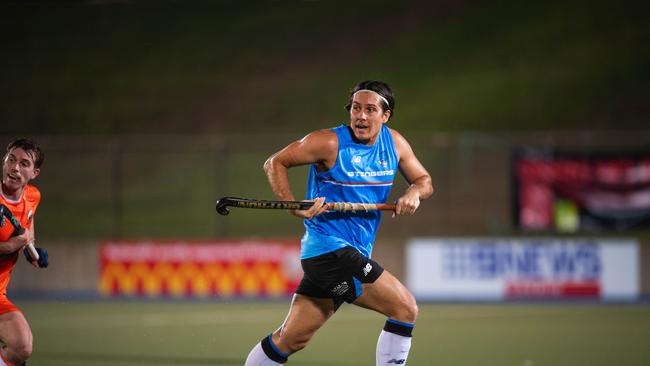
[99,240,302,298]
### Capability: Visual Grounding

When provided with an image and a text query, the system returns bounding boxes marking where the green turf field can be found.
[16,301,650,365]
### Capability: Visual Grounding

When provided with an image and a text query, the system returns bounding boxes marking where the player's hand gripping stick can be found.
[0,204,41,262]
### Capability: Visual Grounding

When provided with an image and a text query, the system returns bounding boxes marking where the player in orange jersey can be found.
[0,139,48,366]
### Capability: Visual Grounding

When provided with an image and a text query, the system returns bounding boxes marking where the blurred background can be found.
[2,0,649,365]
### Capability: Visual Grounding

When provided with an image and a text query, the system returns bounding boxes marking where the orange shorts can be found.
[0,295,20,315]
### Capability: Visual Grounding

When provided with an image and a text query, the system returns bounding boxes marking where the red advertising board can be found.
[99,240,302,298]
[513,150,650,232]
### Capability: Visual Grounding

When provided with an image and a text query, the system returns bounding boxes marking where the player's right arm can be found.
[263,129,338,219]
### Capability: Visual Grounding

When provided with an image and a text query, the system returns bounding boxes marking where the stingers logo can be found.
[347,170,394,177]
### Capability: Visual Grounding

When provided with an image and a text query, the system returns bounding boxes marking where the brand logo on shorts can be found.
[331,281,349,295]
[388,359,406,364]
[363,263,373,277]
[27,209,33,222]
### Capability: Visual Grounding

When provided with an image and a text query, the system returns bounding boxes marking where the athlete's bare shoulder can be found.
[298,128,339,169]
[388,127,412,159]
[268,128,339,170]
[388,127,407,143]
[301,128,338,151]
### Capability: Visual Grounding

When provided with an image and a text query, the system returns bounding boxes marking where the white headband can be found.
[353,89,391,109]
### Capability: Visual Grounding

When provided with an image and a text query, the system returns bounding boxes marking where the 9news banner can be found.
[407,238,639,301]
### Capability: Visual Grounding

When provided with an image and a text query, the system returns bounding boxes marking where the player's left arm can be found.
[391,129,434,216]
[24,219,48,268]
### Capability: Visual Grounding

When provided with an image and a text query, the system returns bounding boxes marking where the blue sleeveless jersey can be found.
[301,124,398,259]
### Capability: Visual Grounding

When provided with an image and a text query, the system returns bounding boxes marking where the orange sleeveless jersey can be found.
[0,184,41,296]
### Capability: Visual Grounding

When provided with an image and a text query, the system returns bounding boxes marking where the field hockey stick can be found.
[0,204,39,261]
[215,196,396,216]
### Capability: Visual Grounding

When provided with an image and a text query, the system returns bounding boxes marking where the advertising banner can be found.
[512,150,650,232]
[99,240,302,298]
[407,238,639,301]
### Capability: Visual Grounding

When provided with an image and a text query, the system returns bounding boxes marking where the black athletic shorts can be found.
[296,246,384,308]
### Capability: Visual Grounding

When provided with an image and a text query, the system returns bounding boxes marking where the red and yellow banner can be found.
[99,240,302,298]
